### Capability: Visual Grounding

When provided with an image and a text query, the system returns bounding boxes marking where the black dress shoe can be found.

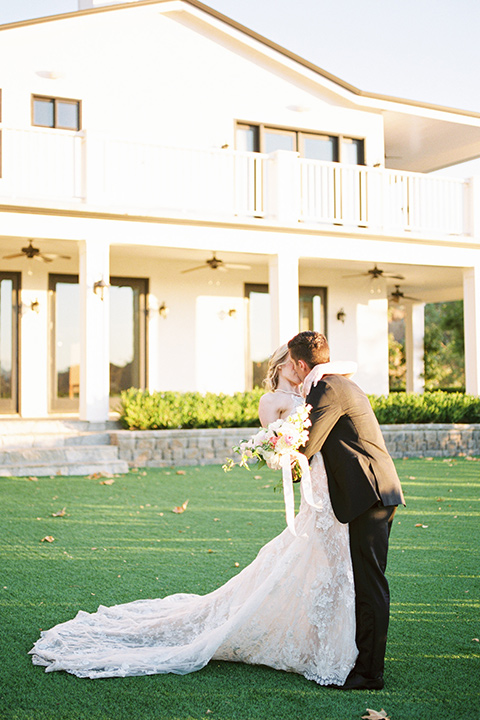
[329,673,384,690]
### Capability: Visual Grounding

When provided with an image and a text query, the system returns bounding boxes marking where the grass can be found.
[0,458,479,720]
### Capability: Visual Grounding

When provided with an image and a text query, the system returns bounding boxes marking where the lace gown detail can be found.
[30,454,357,684]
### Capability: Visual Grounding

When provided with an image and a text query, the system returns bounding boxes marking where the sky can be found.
[1,0,480,176]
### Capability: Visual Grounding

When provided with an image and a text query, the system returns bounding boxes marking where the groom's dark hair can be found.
[288,331,330,368]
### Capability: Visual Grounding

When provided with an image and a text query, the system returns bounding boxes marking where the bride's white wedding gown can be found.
[30,453,357,684]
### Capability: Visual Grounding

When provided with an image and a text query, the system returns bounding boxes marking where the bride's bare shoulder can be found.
[258,392,284,426]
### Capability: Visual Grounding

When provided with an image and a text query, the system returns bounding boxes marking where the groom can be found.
[288,331,405,691]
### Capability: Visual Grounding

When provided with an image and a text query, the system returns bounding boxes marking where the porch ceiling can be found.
[383,111,480,172]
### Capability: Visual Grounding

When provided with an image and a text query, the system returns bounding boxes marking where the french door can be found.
[49,274,148,411]
[245,283,327,389]
[0,272,20,413]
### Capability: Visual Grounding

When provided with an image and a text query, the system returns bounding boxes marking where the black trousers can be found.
[348,503,397,680]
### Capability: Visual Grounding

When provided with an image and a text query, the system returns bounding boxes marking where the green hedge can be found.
[119,388,480,430]
[368,391,480,424]
[119,388,264,430]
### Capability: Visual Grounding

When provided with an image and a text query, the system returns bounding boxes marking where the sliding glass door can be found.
[0,272,20,413]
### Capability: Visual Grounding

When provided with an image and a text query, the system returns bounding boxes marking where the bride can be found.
[30,345,358,685]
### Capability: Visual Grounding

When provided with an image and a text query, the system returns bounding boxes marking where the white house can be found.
[0,0,479,423]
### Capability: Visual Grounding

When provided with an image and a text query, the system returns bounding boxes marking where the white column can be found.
[267,150,301,224]
[19,273,49,417]
[463,266,480,396]
[268,250,299,350]
[78,238,110,422]
[405,303,425,393]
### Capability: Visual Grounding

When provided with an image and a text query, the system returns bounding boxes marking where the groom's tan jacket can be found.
[304,373,405,524]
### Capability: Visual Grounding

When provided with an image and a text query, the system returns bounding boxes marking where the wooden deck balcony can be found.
[0,127,470,239]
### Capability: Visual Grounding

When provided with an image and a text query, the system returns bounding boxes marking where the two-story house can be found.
[0,0,479,423]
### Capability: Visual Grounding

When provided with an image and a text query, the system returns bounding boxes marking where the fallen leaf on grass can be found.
[414,523,428,528]
[176,470,186,475]
[87,471,114,480]
[472,638,479,642]
[27,476,38,482]
[40,536,55,543]
[254,475,262,480]
[51,507,66,517]
[362,710,391,720]
[172,499,189,514]
[234,562,240,567]
[100,478,115,485]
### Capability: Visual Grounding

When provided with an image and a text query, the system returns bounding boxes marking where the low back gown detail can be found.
[30,453,357,684]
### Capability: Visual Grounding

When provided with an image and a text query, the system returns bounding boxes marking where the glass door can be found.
[49,275,148,412]
[0,272,20,413]
[49,274,80,411]
[109,277,148,407]
[245,284,326,388]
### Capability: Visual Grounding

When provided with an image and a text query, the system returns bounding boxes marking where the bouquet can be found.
[223,404,311,483]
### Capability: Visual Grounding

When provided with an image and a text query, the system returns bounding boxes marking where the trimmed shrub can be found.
[119,388,480,430]
[119,388,264,430]
[368,391,480,424]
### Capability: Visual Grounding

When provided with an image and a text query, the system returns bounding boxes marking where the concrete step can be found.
[0,419,122,435]
[0,459,129,477]
[0,445,121,465]
[0,432,112,449]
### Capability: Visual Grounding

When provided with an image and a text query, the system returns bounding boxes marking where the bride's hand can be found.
[302,361,357,397]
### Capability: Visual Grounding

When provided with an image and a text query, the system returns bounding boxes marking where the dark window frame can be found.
[235,120,365,164]
[32,94,82,131]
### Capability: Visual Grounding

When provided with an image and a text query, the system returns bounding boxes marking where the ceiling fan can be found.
[342,264,405,281]
[2,239,71,263]
[389,285,422,303]
[181,252,251,274]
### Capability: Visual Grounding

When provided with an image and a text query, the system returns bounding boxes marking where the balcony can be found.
[0,127,470,239]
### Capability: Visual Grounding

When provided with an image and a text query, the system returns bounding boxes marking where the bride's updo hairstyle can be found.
[288,331,330,368]
[263,344,289,391]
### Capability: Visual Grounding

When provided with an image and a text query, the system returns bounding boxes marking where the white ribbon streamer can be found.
[279,451,322,536]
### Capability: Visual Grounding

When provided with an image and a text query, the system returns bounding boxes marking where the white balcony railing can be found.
[0,127,470,238]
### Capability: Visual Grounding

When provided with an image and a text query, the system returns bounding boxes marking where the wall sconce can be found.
[336,308,346,323]
[93,279,110,301]
[30,299,40,313]
[159,302,169,319]
[218,308,238,320]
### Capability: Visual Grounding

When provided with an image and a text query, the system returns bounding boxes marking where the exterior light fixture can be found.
[159,302,169,319]
[30,299,40,313]
[93,279,109,301]
[336,308,346,323]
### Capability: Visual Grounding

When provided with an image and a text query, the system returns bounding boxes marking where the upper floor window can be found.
[32,96,81,130]
[236,122,364,165]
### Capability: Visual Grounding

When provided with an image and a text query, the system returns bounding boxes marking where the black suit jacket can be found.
[304,373,405,524]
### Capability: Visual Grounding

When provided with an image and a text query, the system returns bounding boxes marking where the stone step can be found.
[0,432,112,449]
[0,419,122,435]
[0,445,121,465]
[0,460,129,477]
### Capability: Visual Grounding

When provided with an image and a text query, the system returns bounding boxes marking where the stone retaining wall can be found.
[110,424,480,467]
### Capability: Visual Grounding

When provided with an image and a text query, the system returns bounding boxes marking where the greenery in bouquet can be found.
[223,404,311,486]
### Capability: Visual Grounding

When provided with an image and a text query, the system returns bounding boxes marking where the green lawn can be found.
[0,458,479,720]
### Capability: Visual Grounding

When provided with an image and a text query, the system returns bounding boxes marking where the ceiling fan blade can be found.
[181,264,209,274]
[224,263,251,270]
[2,252,25,259]
[341,272,369,279]
[41,252,72,260]
[387,274,405,280]
[34,255,53,263]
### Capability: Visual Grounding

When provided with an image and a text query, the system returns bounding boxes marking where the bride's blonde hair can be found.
[263,344,290,391]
